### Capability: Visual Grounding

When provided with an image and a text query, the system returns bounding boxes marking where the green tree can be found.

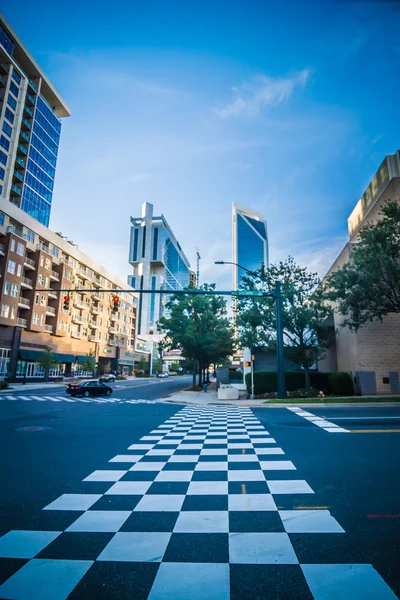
[82,350,96,375]
[37,346,57,383]
[327,200,400,330]
[136,356,147,373]
[158,284,234,389]
[237,258,332,388]
[152,358,163,373]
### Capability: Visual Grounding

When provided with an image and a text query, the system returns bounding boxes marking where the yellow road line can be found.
[349,429,400,433]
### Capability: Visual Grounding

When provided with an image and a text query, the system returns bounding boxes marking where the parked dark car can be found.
[66,380,113,397]
[99,374,116,383]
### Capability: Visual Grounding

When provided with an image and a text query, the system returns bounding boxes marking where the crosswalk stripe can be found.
[17,396,33,401]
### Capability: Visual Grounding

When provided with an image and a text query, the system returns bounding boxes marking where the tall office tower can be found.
[128,202,191,340]
[232,202,268,289]
[0,14,70,227]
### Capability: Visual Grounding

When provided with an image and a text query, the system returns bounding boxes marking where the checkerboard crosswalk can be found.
[0,406,396,599]
[0,394,158,404]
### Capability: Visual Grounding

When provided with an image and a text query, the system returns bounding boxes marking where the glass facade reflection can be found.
[233,204,268,289]
[21,96,61,226]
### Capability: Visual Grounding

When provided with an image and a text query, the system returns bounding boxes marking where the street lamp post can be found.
[215,260,287,399]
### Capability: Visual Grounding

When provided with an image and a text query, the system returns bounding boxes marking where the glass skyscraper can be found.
[0,15,70,226]
[128,202,191,338]
[232,202,269,289]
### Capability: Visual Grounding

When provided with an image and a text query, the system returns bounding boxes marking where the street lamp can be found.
[215,260,286,399]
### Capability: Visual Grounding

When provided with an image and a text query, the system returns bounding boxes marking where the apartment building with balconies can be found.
[0,200,143,381]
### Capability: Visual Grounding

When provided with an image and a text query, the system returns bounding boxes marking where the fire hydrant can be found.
[318,390,325,402]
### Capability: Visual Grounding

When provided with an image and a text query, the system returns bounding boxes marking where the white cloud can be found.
[129,172,152,183]
[215,69,311,118]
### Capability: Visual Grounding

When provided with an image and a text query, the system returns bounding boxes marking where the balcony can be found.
[7,225,26,239]
[46,306,56,317]
[23,104,33,117]
[92,276,101,286]
[44,324,53,333]
[21,117,32,130]
[50,270,60,281]
[23,256,35,270]
[109,326,118,334]
[18,296,30,309]
[19,130,30,143]
[110,313,118,322]
[28,79,38,92]
[72,313,85,325]
[108,338,118,346]
[88,334,99,342]
[92,290,103,301]
[16,317,27,328]
[0,62,9,75]
[91,305,101,315]
[0,244,4,256]
[26,92,35,105]
[37,242,51,255]
[17,143,28,156]
[13,170,24,182]
[71,329,80,339]
[10,183,22,197]
[21,276,33,289]
[90,320,100,328]
[15,155,26,168]
[47,289,58,300]
[73,297,86,309]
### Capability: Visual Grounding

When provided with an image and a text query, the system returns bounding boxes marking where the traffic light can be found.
[112,295,119,313]
[245,361,251,367]
[63,294,70,311]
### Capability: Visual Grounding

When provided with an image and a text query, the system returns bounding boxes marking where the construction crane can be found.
[195,243,201,287]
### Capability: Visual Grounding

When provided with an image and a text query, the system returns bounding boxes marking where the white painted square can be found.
[267,480,314,494]
[127,444,154,450]
[187,481,228,495]
[252,438,276,444]
[301,563,398,600]
[141,436,164,441]
[228,494,277,511]
[0,530,61,559]
[254,448,285,455]
[260,461,296,471]
[98,532,171,562]
[83,470,127,482]
[177,444,203,450]
[204,439,227,445]
[67,510,131,532]
[105,481,151,495]
[168,455,199,463]
[147,449,175,456]
[228,470,265,482]
[43,493,101,511]
[228,443,253,449]
[280,510,345,533]
[109,455,143,463]
[174,511,229,533]
[200,448,228,455]
[229,532,298,564]
[227,455,259,463]
[195,462,228,471]
[148,562,230,600]
[129,462,166,471]
[157,440,181,445]
[134,494,185,512]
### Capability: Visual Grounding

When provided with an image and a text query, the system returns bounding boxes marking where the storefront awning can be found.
[19,350,84,364]
[118,359,134,366]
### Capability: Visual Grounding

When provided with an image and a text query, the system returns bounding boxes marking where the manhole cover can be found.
[15,426,53,432]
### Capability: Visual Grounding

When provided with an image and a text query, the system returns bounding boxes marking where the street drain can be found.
[15,426,53,432]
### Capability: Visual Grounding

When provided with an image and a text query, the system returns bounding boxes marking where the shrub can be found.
[116,375,126,380]
[245,371,353,396]
[0,380,8,390]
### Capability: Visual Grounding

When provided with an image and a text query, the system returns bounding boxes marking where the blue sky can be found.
[3,0,400,288]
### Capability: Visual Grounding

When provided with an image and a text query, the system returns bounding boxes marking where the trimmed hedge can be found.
[245,371,353,396]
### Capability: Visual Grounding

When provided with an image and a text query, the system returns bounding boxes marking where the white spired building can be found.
[128,202,191,344]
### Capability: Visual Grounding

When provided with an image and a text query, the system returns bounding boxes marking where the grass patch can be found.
[265,396,400,404]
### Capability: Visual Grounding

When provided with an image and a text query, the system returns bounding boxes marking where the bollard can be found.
[203,383,208,393]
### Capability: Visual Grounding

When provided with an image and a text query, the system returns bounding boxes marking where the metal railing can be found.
[21,276,33,287]
[16,317,27,327]
[18,297,30,307]
[51,270,60,280]
[24,256,35,268]
[44,324,53,333]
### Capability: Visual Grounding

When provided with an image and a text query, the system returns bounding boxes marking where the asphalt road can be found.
[0,397,399,599]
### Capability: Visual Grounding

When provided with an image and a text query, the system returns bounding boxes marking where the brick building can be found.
[320,150,400,395]
[0,200,145,381]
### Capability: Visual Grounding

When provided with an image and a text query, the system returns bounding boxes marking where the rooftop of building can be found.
[0,13,71,117]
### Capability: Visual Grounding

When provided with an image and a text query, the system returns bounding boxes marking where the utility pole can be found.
[196,246,201,287]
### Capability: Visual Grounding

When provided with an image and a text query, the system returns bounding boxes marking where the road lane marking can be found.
[348,429,400,433]
[329,416,400,420]
[287,407,349,432]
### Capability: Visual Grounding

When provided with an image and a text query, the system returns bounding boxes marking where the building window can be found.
[2,122,12,137]
[45,258,51,270]
[5,108,14,125]
[9,81,19,98]
[12,70,21,84]
[58,319,63,330]
[10,239,15,252]
[52,246,59,257]
[4,282,9,295]
[27,230,35,243]
[38,274,44,286]
[0,135,10,152]
[40,295,46,307]
[40,314,44,326]
[10,284,18,298]
[10,306,15,320]
[35,293,39,304]
[40,256,44,267]
[7,94,17,110]
[132,228,139,261]
[16,242,24,256]
[45,277,49,288]
[0,168,4,181]
[1,304,9,318]
[33,312,39,325]
[17,264,21,277]
[152,228,159,260]
[0,348,11,376]
[142,226,147,258]
[0,150,7,166]
[7,260,15,275]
